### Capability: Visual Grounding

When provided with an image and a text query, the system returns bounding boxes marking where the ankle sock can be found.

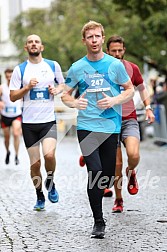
[45,173,54,191]
[36,189,45,201]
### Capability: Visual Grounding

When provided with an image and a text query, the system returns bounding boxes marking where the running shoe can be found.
[5,151,10,164]
[126,168,139,195]
[91,218,106,239]
[79,155,85,167]
[103,188,113,197]
[48,183,59,203]
[33,199,45,211]
[112,198,123,213]
[15,155,19,165]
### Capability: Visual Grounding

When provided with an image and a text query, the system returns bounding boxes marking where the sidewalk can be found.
[0,134,167,252]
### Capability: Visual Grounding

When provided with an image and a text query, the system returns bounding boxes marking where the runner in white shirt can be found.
[10,34,64,211]
[0,68,22,165]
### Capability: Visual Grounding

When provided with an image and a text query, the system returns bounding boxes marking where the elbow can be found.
[10,93,16,102]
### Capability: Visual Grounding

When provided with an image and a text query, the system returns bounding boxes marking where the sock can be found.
[45,172,54,191]
[36,189,45,200]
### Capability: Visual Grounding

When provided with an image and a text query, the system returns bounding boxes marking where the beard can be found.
[28,51,40,57]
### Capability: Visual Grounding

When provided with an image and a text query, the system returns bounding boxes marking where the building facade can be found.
[0,0,52,83]
[0,0,23,83]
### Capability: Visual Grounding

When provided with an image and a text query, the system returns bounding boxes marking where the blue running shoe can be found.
[48,184,59,203]
[33,199,45,211]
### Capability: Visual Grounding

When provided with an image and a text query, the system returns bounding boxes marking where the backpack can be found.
[19,58,58,88]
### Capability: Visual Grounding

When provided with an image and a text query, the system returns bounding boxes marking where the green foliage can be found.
[112,0,167,19]
[10,0,167,74]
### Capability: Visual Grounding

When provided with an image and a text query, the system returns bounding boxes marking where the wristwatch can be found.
[145,105,153,111]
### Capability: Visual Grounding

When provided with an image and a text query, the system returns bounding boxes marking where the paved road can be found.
[0,133,167,252]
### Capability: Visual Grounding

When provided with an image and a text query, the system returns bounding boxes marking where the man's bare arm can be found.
[61,85,88,110]
[10,78,38,102]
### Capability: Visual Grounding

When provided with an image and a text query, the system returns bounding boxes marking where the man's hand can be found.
[27,78,39,90]
[48,85,57,95]
[145,109,155,124]
[97,92,116,109]
[75,93,88,110]
[48,84,64,95]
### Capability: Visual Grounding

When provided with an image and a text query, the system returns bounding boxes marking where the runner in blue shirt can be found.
[61,21,134,239]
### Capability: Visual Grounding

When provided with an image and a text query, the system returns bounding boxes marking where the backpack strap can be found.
[43,58,58,83]
[19,61,28,88]
[43,58,55,72]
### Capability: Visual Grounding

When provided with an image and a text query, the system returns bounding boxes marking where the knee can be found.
[13,127,21,138]
[13,131,20,138]
[129,152,140,164]
[44,152,55,163]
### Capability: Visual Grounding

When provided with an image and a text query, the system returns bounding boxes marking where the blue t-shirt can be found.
[65,53,130,133]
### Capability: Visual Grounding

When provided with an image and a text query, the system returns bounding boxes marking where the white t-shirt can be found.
[1,83,22,117]
[10,59,64,123]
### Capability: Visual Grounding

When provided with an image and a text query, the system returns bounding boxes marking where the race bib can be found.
[5,107,16,113]
[85,73,111,93]
[30,87,49,100]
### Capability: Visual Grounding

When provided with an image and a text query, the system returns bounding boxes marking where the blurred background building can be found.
[0,0,52,83]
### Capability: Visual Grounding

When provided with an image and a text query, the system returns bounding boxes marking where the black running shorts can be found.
[22,121,57,148]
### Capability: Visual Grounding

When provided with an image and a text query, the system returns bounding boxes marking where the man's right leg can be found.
[22,123,45,210]
[3,127,11,164]
[112,146,124,213]
[27,145,45,211]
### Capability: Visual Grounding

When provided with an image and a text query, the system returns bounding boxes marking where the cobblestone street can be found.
[0,134,167,252]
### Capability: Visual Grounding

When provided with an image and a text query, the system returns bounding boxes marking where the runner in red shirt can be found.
[103,35,155,212]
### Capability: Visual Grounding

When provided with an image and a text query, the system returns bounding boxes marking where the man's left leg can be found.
[42,137,59,203]
[3,127,11,164]
[124,136,140,195]
[12,118,22,165]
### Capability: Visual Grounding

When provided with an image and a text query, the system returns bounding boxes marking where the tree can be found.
[112,0,167,74]
[10,0,167,74]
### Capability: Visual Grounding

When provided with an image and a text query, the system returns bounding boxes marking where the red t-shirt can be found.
[121,60,144,121]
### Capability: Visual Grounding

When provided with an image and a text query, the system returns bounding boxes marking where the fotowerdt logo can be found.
[6,169,161,192]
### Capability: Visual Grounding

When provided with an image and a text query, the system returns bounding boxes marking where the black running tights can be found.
[77,130,118,220]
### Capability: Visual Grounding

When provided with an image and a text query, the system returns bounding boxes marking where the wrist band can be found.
[145,105,152,110]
